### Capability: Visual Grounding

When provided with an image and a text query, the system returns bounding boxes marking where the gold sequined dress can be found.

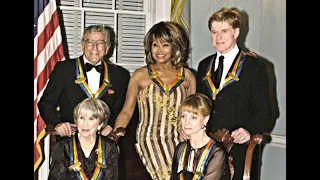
[135,64,187,180]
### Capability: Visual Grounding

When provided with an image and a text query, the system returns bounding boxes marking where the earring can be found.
[201,125,207,130]
[97,126,102,134]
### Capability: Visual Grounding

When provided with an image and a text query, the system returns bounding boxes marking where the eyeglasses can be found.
[85,39,106,48]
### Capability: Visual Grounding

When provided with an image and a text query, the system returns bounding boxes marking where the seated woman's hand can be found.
[178,128,190,141]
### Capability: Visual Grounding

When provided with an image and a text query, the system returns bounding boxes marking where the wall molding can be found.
[269,134,286,149]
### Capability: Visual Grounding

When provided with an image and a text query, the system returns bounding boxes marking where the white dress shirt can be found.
[215,44,240,90]
[83,57,102,94]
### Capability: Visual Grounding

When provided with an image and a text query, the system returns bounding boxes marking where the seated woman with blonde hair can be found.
[171,93,230,180]
[48,98,118,180]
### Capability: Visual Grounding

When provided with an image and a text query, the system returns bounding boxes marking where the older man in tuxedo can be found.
[38,24,130,179]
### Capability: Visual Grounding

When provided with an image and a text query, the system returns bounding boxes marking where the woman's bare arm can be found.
[113,68,144,130]
[184,68,196,96]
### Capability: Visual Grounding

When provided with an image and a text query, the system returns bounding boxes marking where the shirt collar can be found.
[217,44,239,61]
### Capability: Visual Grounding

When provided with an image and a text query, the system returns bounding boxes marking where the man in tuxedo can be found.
[180,7,273,180]
[38,24,130,179]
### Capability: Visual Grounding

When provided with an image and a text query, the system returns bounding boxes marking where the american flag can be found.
[34,0,64,172]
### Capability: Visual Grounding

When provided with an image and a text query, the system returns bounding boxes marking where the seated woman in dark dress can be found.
[48,98,118,180]
[171,93,230,180]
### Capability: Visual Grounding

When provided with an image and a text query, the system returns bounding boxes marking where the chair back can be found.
[208,128,271,180]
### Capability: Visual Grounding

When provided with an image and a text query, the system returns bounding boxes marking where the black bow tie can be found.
[85,63,103,73]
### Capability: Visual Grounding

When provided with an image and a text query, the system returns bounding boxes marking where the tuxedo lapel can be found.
[220,51,245,89]
[198,51,247,100]
[78,55,89,83]
[99,61,106,86]
[226,50,241,76]
[200,54,220,100]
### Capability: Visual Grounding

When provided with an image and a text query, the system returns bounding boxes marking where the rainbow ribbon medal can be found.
[68,135,106,180]
[177,139,216,180]
[147,64,184,95]
[203,52,246,100]
[75,58,112,99]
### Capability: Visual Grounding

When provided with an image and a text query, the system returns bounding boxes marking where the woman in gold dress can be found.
[112,21,196,179]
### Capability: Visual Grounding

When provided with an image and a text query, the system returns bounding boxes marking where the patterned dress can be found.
[135,64,187,180]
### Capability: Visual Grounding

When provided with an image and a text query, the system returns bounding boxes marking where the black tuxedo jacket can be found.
[196,51,272,135]
[38,55,130,128]
[196,51,273,180]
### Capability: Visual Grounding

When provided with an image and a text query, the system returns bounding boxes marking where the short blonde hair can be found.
[178,93,212,117]
[208,7,241,31]
[73,98,110,125]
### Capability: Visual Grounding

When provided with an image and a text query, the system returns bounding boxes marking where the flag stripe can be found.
[37,10,60,60]
[34,0,64,172]
[34,0,50,38]
[34,22,63,98]
[38,0,56,35]
[33,42,63,121]
[38,43,64,88]
[34,6,60,79]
